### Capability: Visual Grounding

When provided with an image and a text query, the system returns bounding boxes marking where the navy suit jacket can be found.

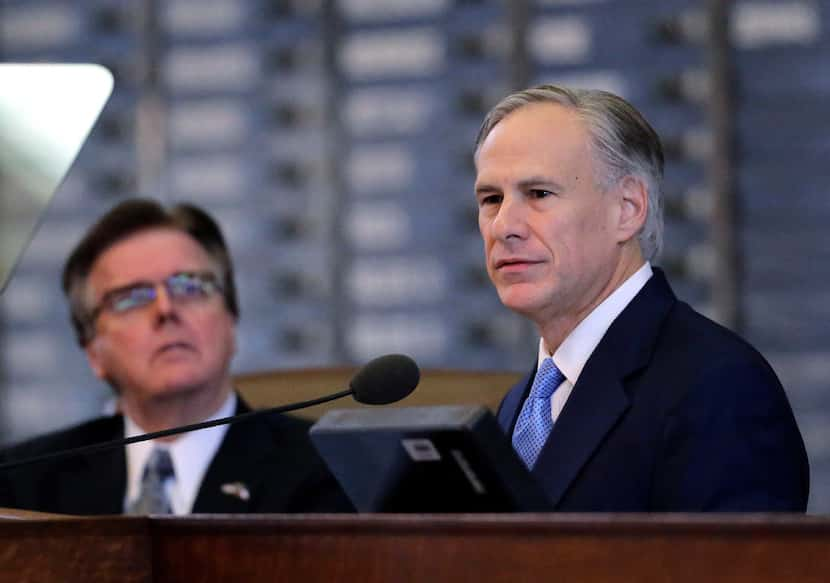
[0,397,352,514]
[498,269,809,512]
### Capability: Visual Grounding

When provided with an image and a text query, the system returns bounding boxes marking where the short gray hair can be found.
[474,84,665,261]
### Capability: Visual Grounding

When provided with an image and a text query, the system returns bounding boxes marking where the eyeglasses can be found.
[89,271,224,322]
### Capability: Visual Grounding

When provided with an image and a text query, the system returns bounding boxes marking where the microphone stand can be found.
[0,389,355,472]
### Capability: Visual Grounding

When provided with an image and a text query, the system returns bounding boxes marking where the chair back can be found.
[234,367,523,420]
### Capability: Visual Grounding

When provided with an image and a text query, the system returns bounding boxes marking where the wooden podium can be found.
[2,511,829,582]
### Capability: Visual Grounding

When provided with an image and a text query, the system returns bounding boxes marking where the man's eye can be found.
[169,277,205,297]
[111,287,154,312]
[479,194,502,206]
[529,189,554,199]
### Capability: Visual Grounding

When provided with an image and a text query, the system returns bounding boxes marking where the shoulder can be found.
[233,396,314,445]
[651,301,803,460]
[219,407,320,468]
[619,288,797,431]
[232,397,313,442]
[0,415,122,461]
[257,411,315,447]
[661,299,777,376]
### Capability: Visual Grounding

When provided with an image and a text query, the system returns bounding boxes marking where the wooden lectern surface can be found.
[2,513,830,583]
[0,515,150,583]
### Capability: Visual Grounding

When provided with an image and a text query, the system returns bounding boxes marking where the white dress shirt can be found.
[539,263,653,423]
[124,392,235,514]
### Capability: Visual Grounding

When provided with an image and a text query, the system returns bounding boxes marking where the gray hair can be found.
[474,84,665,261]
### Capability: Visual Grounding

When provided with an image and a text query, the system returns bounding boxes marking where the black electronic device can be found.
[310,405,552,512]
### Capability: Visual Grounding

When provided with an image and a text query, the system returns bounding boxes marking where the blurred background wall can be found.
[1,0,828,511]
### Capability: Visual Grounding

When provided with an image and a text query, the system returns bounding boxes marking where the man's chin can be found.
[148,373,211,400]
[497,286,546,317]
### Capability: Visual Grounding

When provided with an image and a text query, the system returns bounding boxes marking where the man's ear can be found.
[616,175,648,243]
[84,339,107,380]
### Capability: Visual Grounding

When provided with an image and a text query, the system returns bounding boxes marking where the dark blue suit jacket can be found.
[497,269,809,512]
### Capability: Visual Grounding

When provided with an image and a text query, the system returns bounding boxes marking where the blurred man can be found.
[474,84,809,511]
[0,198,351,514]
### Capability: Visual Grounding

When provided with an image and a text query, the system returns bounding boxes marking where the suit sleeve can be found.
[652,360,809,512]
[0,451,13,509]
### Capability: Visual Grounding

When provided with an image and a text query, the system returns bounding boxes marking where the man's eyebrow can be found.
[474,182,500,195]
[100,280,152,298]
[475,176,565,195]
[516,176,564,190]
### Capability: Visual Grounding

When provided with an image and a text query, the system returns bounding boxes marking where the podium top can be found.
[2,513,830,583]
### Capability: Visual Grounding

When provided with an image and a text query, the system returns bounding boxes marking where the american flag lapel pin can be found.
[220,482,251,501]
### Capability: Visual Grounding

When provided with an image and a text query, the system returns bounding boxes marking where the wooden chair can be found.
[234,367,524,420]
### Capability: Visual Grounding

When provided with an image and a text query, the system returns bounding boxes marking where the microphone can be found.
[0,353,420,472]
[350,353,420,405]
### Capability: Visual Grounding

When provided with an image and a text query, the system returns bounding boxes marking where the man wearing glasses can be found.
[0,198,351,515]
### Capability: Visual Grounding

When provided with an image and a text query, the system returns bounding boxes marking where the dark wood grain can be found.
[151,514,830,583]
[0,516,151,583]
[3,513,829,583]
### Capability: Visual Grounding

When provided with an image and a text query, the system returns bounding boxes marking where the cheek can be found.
[479,222,496,257]
[86,333,141,380]
[197,312,236,355]
[97,327,145,358]
[557,207,606,250]
[478,216,491,243]
[533,216,566,255]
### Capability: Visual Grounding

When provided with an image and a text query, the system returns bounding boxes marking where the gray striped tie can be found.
[128,448,174,514]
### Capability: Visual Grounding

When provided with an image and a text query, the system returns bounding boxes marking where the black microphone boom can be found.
[0,353,420,472]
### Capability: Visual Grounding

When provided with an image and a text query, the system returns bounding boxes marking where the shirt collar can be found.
[124,392,236,513]
[539,262,653,386]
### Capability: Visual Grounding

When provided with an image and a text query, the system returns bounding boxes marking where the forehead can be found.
[88,228,214,292]
[475,102,593,177]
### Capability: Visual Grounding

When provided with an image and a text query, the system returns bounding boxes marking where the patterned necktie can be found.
[512,358,565,470]
[128,448,174,515]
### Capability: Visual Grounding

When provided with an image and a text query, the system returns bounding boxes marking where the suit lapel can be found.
[530,269,677,507]
[56,417,127,515]
[497,370,534,434]
[192,398,272,513]
[532,358,629,506]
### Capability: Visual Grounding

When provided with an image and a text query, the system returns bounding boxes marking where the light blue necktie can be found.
[128,448,174,515]
[512,358,565,470]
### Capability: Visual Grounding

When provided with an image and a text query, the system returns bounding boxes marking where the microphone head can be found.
[350,354,420,405]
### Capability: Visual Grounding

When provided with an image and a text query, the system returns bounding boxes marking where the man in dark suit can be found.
[473,85,809,511]
[0,199,351,514]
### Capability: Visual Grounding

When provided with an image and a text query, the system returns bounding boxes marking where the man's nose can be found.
[491,194,528,241]
[152,284,179,322]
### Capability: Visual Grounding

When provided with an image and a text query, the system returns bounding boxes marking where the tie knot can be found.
[145,448,174,481]
[529,358,564,401]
